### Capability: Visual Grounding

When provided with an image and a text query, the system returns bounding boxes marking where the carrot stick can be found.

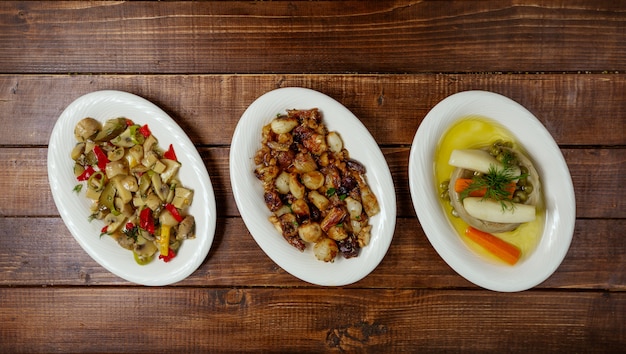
[454,178,485,196]
[454,178,516,198]
[465,226,521,265]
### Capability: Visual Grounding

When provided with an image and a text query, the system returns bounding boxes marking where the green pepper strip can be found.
[87,171,106,192]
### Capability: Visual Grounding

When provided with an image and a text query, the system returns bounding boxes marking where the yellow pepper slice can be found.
[158,224,171,256]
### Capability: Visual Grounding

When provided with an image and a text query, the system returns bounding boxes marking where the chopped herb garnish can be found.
[326,188,336,197]
[460,164,526,211]
[124,224,139,241]
[73,184,83,193]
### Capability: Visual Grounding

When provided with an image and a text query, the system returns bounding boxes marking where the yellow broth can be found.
[434,117,545,264]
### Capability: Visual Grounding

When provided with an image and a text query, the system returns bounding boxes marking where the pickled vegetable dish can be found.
[72,117,195,265]
[435,117,544,265]
[254,108,380,262]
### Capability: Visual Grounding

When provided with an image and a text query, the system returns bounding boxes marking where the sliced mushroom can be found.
[176,215,196,240]
[74,118,101,142]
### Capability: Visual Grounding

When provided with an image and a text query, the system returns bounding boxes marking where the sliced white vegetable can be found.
[449,149,520,176]
[462,197,536,223]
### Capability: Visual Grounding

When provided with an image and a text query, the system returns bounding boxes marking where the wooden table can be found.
[1,1,624,352]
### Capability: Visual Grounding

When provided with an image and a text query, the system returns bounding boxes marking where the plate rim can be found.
[47,89,216,286]
[408,90,576,292]
[229,87,396,286]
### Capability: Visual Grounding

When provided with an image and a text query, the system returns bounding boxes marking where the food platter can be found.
[48,90,216,286]
[230,87,396,286]
[408,90,575,292]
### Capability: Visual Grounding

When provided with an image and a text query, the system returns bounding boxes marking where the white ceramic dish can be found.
[48,90,216,286]
[230,87,396,286]
[409,90,575,292]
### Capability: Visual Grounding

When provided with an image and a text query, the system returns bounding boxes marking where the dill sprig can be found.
[460,150,526,211]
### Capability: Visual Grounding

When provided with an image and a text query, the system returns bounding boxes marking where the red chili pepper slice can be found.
[139,207,155,234]
[100,225,108,236]
[125,119,134,126]
[77,165,95,181]
[165,203,184,222]
[92,145,109,170]
[163,144,177,161]
[125,222,134,230]
[158,248,176,262]
[138,124,151,138]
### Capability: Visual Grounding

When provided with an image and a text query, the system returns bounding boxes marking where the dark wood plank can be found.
[1,1,625,74]
[2,147,622,218]
[1,217,623,290]
[1,1,623,351]
[0,287,623,352]
[2,74,625,146]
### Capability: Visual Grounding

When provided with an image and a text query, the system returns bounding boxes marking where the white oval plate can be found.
[230,87,396,286]
[409,90,575,292]
[48,90,216,286]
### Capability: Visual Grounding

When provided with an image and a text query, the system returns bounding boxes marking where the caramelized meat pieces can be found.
[254,108,380,262]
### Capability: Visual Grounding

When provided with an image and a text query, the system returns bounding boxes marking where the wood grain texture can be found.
[0,1,625,74]
[1,147,623,218]
[0,1,624,351]
[0,217,623,290]
[0,288,623,353]
[1,74,625,146]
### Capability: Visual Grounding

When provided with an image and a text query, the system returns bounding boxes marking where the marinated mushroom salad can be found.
[254,108,380,262]
[71,117,195,265]
[436,118,544,265]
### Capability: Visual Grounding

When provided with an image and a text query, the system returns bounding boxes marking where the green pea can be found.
[518,177,528,187]
[523,183,534,194]
[514,190,528,203]
[489,145,502,157]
